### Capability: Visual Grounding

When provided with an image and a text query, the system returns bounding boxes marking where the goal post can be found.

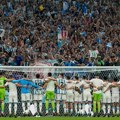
[0,66,119,79]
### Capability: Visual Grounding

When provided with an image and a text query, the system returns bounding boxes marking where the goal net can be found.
[0,66,120,117]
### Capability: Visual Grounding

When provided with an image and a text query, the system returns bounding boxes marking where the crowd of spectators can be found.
[0,0,119,66]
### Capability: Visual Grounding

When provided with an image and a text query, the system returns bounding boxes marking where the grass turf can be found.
[0,117,120,120]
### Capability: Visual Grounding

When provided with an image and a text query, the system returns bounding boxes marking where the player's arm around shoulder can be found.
[44,77,57,83]
[42,82,48,89]
[55,81,65,89]
[6,78,14,82]
[117,81,120,87]
[111,82,118,87]
[103,83,111,93]
[30,81,39,89]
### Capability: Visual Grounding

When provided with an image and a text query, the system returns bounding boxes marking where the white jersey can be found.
[5,82,17,95]
[82,80,91,93]
[32,79,44,95]
[91,78,103,94]
[66,80,74,94]
[103,82,111,95]
[57,78,66,94]
[111,86,119,95]
[46,80,55,92]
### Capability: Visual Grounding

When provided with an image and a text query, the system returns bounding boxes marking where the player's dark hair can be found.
[0,71,3,76]
[36,73,40,79]
[83,76,87,79]
[66,76,70,80]
[24,74,27,78]
[60,73,64,77]
[75,76,79,80]
[114,77,118,82]
[95,73,99,77]
[48,72,52,77]
[104,76,108,81]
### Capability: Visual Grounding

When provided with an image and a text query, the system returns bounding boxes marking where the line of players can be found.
[0,72,120,117]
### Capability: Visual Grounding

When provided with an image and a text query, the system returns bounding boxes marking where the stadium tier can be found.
[0,0,119,66]
[0,66,120,117]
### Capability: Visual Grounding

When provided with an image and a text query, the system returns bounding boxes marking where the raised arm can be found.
[6,78,14,82]
[42,82,48,89]
[55,81,63,89]
[12,80,21,83]
[29,82,39,89]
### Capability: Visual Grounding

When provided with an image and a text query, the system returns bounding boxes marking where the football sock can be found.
[14,103,17,115]
[112,106,115,114]
[75,103,77,113]
[9,103,12,114]
[108,105,111,114]
[97,101,101,113]
[22,102,26,113]
[93,101,96,113]
[102,104,106,114]
[1,102,4,113]
[51,100,55,111]
[57,102,59,113]
[39,102,42,113]
[45,100,49,111]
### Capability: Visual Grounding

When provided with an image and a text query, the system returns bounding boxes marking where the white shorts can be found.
[102,93,111,103]
[83,91,92,102]
[112,94,119,103]
[74,92,82,102]
[66,92,74,102]
[21,93,31,101]
[56,94,66,101]
[34,94,42,101]
[9,93,18,103]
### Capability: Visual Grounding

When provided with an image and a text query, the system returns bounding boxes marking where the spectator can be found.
[0,0,119,66]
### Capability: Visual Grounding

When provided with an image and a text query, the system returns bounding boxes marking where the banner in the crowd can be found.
[89,50,99,58]
[33,61,52,78]
[58,30,68,40]
[0,29,5,38]
[63,1,69,11]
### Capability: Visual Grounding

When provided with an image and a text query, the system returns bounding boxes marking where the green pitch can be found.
[0,117,120,120]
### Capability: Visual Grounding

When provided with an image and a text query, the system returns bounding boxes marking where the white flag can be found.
[0,29,5,38]
[63,1,69,11]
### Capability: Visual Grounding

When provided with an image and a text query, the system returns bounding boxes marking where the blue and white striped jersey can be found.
[32,79,44,95]
[56,78,66,94]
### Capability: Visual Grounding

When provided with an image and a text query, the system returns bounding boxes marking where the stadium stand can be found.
[0,0,119,66]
